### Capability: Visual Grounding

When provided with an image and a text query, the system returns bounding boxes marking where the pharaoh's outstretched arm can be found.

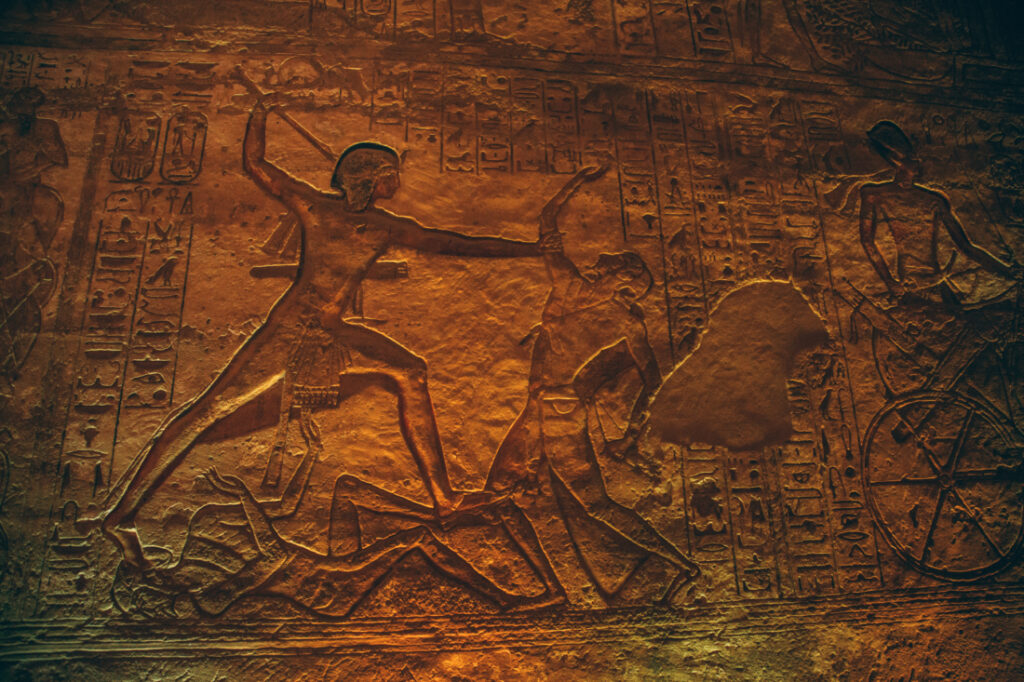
[858,191,900,293]
[242,101,322,215]
[939,200,1014,279]
[385,211,543,257]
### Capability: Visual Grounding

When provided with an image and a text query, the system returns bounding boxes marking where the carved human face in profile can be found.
[867,120,921,182]
[372,162,400,200]
[331,143,401,211]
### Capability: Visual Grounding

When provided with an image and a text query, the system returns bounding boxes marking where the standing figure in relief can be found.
[854,119,1022,406]
[95,93,558,570]
[484,165,700,604]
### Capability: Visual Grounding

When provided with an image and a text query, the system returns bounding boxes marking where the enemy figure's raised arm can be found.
[536,165,608,314]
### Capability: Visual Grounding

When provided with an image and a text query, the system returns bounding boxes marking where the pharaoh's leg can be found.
[484,402,542,493]
[336,321,494,514]
[99,300,300,569]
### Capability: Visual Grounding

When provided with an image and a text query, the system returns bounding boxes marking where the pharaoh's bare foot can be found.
[658,562,700,607]
[76,513,149,571]
[102,518,153,571]
[73,513,104,535]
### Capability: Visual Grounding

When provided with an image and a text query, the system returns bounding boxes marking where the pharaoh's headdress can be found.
[330,142,399,212]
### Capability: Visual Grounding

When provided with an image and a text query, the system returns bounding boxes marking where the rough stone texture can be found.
[0,1,1023,679]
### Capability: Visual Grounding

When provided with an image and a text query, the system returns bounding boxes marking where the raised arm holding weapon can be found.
[93,80,553,571]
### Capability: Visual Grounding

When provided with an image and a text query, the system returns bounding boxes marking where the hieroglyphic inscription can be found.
[0,49,90,92]
[40,73,204,612]
[16,55,1019,619]
[477,74,510,174]
[1,2,1023,676]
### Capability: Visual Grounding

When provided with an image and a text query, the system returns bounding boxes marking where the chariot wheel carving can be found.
[864,392,1024,580]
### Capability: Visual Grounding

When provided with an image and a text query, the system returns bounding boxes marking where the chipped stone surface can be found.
[0,1,1023,678]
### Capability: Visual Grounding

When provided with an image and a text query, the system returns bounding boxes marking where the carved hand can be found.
[538,230,564,253]
[203,468,247,497]
[580,164,610,182]
[318,302,344,331]
[298,410,323,451]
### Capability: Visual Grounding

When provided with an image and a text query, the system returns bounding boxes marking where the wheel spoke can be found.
[954,467,1024,483]
[869,476,940,486]
[948,487,1007,559]
[891,406,947,477]
[920,487,948,564]
[947,408,975,473]
[883,333,925,366]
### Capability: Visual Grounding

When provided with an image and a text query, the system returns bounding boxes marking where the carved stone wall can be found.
[1,2,1023,679]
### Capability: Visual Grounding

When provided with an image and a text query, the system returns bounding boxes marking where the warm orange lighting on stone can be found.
[1,2,1022,678]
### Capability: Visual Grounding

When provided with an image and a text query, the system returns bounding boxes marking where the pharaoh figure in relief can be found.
[113,156,709,616]
[93,91,560,574]
[325,163,706,608]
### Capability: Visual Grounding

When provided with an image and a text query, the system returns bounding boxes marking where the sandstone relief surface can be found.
[0,1,1023,679]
